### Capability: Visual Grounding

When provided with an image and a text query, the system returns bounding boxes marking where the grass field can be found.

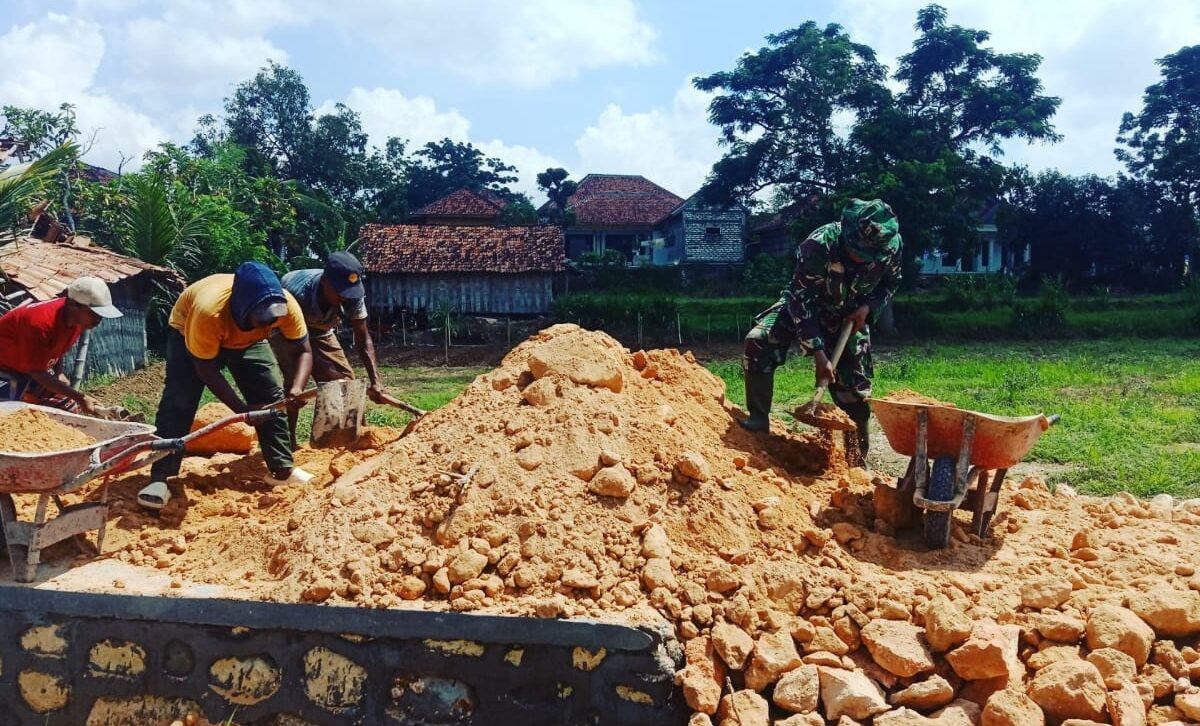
[90,338,1200,498]
[707,338,1200,497]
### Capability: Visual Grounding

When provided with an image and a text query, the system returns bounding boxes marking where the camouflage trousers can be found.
[742,300,874,404]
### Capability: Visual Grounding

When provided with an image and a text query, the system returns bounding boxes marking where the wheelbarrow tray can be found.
[868,398,1053,470]
[0,402,156,494]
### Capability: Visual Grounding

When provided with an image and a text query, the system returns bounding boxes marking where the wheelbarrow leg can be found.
[971,468,1007,537]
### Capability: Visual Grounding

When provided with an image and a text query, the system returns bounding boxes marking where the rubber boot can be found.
[838,399,871,462]
[739,371,775,432]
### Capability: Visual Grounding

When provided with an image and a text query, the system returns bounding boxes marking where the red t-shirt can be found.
[0,298,83,374]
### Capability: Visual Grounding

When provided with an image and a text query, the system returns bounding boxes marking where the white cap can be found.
[66,277,123,318]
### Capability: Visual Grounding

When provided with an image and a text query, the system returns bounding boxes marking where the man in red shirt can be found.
[0,276,123,414]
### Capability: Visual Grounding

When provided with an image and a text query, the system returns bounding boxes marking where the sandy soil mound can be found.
[39,324,1200,724]
[0,408,96,452]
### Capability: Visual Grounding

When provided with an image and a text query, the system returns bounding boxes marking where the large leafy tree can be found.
[697,5,1061,261]
[0,143,76,233]
[536,167,578,223]
[1117,45,1200,211]
[405,138,519,211]
[693,22,888,205]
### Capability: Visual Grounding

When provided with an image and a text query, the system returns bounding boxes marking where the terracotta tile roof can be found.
[548,174,684,227]
[411,188,508,219]
[0,237,181,301]
[361,224,566,274]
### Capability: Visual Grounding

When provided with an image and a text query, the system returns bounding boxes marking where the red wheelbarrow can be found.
[0,401,280,582]
[867,397,1059,549]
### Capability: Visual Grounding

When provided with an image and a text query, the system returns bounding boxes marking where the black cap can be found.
[325,251,365,299]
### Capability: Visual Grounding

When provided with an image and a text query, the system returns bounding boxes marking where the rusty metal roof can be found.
[0,237,181,301]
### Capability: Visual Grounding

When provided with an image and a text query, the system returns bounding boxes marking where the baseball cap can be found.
[66,277,123,318]
[324,251,365,300]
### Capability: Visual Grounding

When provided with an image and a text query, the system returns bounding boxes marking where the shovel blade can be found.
[793,403,858,432]
[311,379,367,448]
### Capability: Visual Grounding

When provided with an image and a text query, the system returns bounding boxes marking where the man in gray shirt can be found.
[271,252,385,442]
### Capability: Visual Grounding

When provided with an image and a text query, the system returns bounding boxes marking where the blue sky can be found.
[3,0,1198,202]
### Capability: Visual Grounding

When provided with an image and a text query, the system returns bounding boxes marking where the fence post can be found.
[735,318,741,343]
[637,312,643,349]
[444,310,450,366]
[400,310,407,347]
[676,312,682,346]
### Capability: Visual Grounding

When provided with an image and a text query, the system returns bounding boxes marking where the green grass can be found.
[707,338,1200,497]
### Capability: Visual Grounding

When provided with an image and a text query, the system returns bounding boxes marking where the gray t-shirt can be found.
[280,269,368,338]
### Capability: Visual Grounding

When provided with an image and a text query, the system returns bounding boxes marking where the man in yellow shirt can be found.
[138,262,315,510]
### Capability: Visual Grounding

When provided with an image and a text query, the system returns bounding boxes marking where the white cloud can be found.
[319,87,563,201]
[0,13,168,171]
[574,78,719,197]
[838,0,1200,176]
[346,0,659,88]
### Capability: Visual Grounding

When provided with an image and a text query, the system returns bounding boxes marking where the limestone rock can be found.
[717,689,769,726]
[773,664,819,714]
[807,626,851,656]
[446,550,488,584]
[560,569,598,590]
[890,675,956,711]
[1127,589,1200,638]
[744,630,802,691]
[817,666,889,721]
[682,636,725,715]
[186,402,255,454]
[1086,605,1155,666]
[873,479,918,529]
[923,596,973,653]
[982,689,1045,726]
[1035,612,1086,642]
[1107,682,1147,726]
[932,699,983,726]
[774,714,824,726]
[712,622,755,670]
[946,621,1017,680]
[676,451,711,482]
[861,619,935,677]
[874,709,935,725]
[1087,648,1138,690]
[642,557,676,591]
[1175,692,1200,722]
[588,464,636,498]
[1020,577,1073,609]
[1027,660,1108,723]
[641,524,671,559]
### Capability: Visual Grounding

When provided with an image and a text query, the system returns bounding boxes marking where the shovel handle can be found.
[806,320,855,410]
[379,393,427,417]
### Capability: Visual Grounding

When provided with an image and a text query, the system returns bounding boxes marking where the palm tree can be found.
[0,142,76,235]
[114,174,210,274]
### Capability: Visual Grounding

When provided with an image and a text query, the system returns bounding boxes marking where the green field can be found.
[90,338,1200,497]
[707,339,1200,497]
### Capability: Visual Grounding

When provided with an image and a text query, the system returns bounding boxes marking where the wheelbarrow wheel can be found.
[924,456,956,550]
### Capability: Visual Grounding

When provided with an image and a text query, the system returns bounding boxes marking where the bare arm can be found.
[283,336,313,398]
[351,318,384,402]
[28,369,97,412]
[191,358,248,413]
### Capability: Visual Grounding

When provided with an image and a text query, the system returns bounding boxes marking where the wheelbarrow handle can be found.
[1044,414,1061,428]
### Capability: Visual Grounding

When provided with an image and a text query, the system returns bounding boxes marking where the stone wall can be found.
[0,588,684,725]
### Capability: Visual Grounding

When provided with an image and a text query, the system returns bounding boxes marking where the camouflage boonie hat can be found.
[841,198,900,262]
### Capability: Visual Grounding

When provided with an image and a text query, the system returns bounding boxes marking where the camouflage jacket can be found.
[783,222,902,351]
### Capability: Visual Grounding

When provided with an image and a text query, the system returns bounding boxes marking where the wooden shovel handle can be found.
[806,319,855,410]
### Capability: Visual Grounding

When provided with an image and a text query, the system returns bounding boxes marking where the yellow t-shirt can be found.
[169,274,307,360]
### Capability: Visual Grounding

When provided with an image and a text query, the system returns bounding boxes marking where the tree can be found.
[693,21,889,205]
[696,5,1061,262]
[536,167,577,223]
[495,192,538,225]
[111,175,211,274]
[0,143,76,233]
[1117,45,1200,211]
[1,104,79,159]
[405,138,518,211]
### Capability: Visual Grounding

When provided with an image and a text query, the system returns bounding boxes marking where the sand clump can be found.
[0,408,96,452]
[45,324,1200,724]
[883,389,956,407]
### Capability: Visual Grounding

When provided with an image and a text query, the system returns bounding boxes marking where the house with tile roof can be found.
[409,187,509,225]
[539,174,746,266]
[360,223,565,315]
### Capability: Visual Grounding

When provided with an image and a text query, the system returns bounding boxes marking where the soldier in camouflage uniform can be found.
[740,198,902,458]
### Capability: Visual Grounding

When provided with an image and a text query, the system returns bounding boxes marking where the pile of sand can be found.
[0,408,95,452]
[46,324,1200,724]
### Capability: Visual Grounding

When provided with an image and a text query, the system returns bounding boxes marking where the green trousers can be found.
[150,329,292,480]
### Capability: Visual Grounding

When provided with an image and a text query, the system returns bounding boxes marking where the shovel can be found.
[375,391,427,437]
[310,379,367,448]
[793,319,859,432]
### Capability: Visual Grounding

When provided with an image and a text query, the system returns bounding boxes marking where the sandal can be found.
[137,481,172,511]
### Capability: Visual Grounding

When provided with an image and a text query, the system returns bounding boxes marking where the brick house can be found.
[409,188,508,226]
[540,174,746,266]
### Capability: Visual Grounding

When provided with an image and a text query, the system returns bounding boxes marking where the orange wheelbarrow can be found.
[868,397,1059,549]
